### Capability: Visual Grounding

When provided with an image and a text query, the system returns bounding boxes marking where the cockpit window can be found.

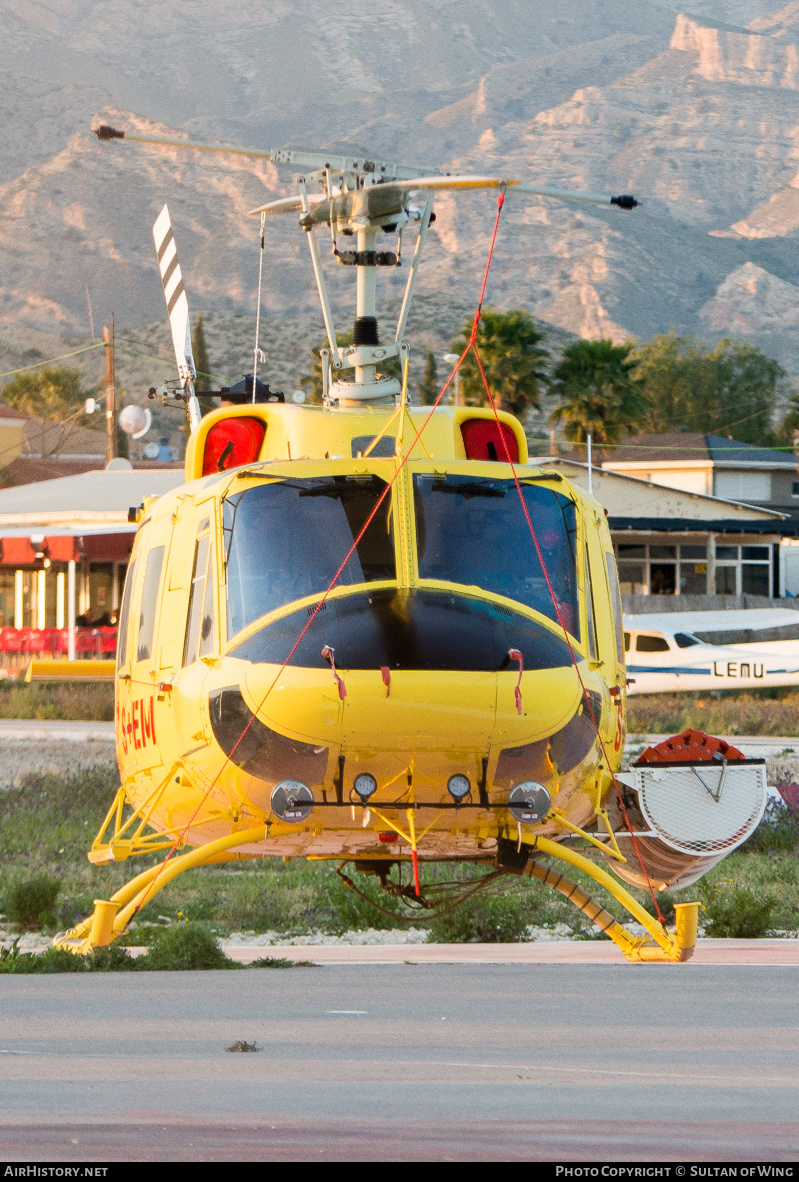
[413,474,580,636]
[223,475,395,638]
[636,633,671,652]
[674,632,700,648]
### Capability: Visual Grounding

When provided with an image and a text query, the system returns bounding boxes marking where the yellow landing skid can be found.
[25,659,116,682]
[531,836,697,963]
[56,823,698,963]
[54,825,267,954]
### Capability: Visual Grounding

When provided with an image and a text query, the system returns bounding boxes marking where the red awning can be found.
[0,533,132,565]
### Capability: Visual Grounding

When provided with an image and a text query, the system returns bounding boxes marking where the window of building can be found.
[714,544,771,597]
[617,542,707,596]
[715,471,772,502]
[616,540,771,598]
[792,482,799,498]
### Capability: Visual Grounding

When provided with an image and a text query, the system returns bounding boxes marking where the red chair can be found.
[76,629,100,657]
[25,629,46,657]
[2,629,22,656]
[99,627,117,657]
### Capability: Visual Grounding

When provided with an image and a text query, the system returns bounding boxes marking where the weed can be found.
[627,687,799,738]
[698,882,777,938]
[744,799,799,854]
[428,882,531,943]
[4,874,60,929]
[142,922,240,971]
[250,956,294,968]
[226,1041,260,1052]
[0,944,84,974]
[0,682,114,721]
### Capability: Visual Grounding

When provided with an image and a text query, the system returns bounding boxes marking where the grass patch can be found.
[143,921,240,971]
[627,687,799,737]
[0,682,114,721]
[698,882,777,938]
[4,874,60,929]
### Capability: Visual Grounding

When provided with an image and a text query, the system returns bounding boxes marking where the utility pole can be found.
[104,314,116,464]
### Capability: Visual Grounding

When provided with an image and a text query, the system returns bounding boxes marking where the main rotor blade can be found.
[93,126,436,180]
[94,124,275,161]
[248,175,638,220]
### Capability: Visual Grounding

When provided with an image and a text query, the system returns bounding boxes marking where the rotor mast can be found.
[94,124,638,409]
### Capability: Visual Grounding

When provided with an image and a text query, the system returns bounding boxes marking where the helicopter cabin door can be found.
[116,515,174,776]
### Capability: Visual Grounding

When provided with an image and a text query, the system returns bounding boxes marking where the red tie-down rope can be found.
[459,195,665,922]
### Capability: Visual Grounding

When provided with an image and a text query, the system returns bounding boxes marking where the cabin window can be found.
[413,474,580,637]
[635,634,670,652]
[585,546,598,661]
[223,475,395,638]
[623,631,631,652]
[116,558,137,669]
[604,551,625,664]
[184,532,215,666]
[674,632,700,648]
[136,546,165,663]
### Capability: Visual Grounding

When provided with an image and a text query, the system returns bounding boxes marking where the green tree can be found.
[417,349,438,405]
[192,311,212,386]
[302,333,401,403]
[634,334,786,444]
[549,339,644,446]
[449,308,549,416]
[1,365,87,458]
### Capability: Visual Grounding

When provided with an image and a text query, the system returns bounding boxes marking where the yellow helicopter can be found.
[56,128,768,962]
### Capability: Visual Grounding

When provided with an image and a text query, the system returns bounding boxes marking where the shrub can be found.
[0,944,81,973]
[141,922,240,970]
[4,874,60,929]
[744,799,799,854]
[427,885,531,943]
[0,941,137,974]
[699,883,776,938]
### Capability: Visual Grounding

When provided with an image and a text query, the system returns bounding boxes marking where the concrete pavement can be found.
[0,963,797,1161]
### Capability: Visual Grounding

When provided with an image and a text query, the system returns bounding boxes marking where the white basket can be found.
[632,762,767,855]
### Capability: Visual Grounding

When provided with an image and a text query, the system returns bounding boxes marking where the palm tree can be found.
[450,308,549,416]
[417,349,438,406]
[549,339,645,446]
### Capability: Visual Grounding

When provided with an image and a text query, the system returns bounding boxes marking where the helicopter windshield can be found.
[224,475,395,637]
[413,474,580,636]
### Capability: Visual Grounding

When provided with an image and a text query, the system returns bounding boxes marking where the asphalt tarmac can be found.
[1,963,797,1162]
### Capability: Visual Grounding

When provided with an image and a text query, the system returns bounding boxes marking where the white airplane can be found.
[623,608,799,694]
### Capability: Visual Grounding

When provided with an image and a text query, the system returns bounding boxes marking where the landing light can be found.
[447,774,471,801]
[354,773,378,800]
[271,780,314,823]
[508,782,551,823]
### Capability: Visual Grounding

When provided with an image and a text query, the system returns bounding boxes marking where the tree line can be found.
[3,308,795,455]
[417,309,795,450]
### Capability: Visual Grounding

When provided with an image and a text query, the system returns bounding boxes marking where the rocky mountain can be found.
[4,0,799,399]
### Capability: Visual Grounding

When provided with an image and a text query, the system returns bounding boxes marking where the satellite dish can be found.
[119,404,153,440]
